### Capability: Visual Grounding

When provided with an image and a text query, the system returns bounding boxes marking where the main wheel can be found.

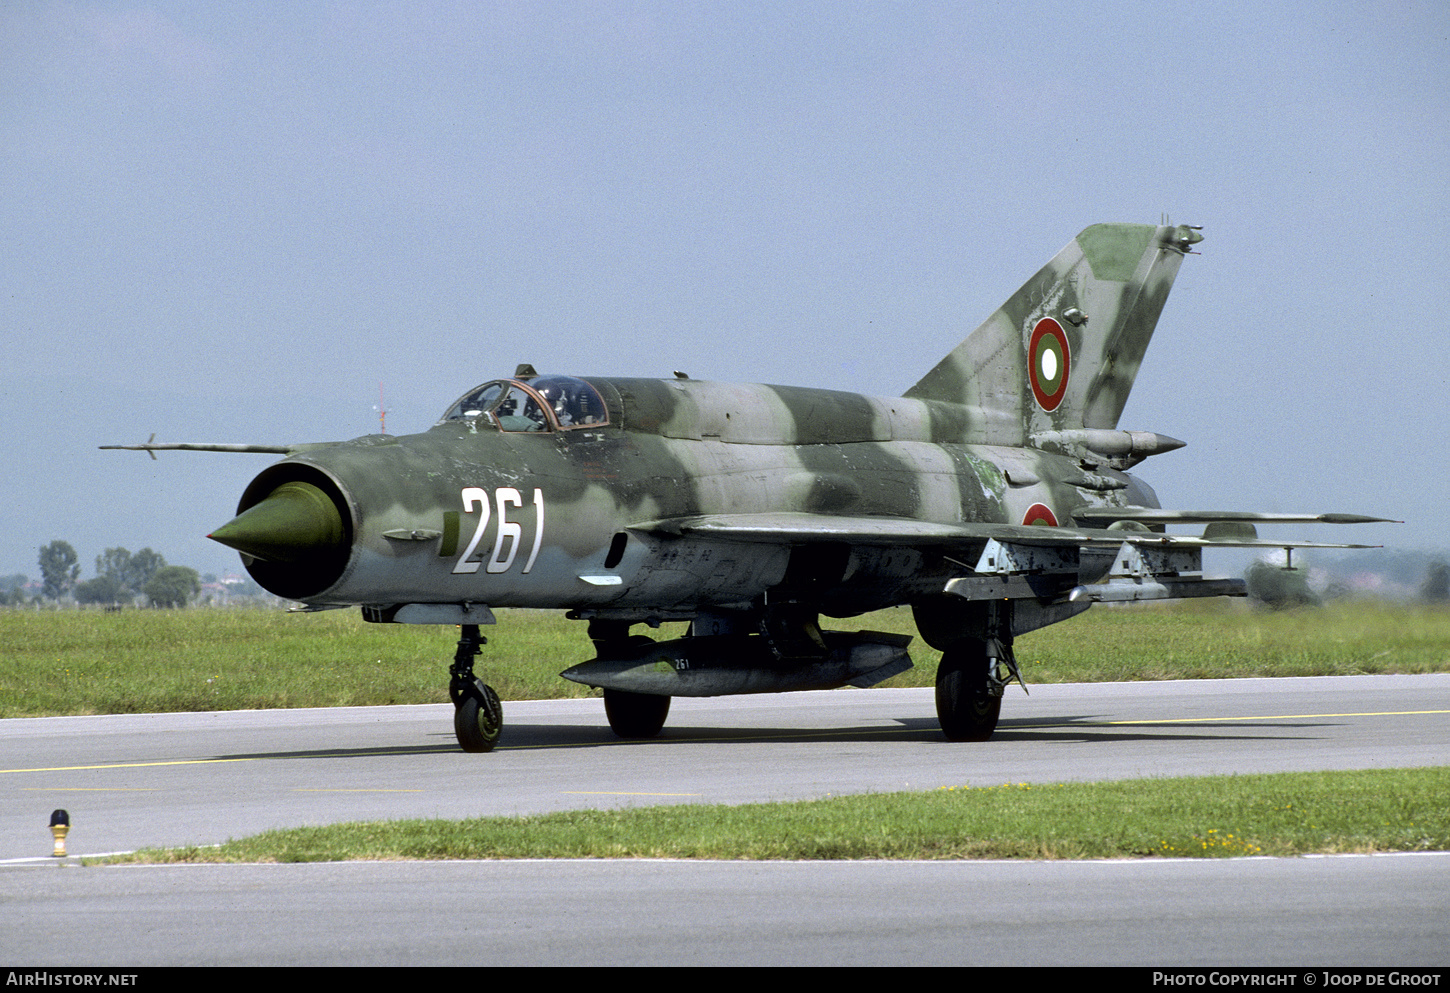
[935,639,1002,742]
[454,681,502,752]
[603,689,671,739]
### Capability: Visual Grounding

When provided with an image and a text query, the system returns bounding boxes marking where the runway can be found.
[3,675,1448,965]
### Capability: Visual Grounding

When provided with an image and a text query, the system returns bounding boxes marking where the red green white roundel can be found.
[1022,503,1058,527]
[1028,317,1070,411]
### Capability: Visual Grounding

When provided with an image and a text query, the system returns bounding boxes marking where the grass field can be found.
[102,767,1450,863]
[3,599,1449,718]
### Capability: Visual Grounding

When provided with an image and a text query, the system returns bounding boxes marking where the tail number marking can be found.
[452,487,546,575]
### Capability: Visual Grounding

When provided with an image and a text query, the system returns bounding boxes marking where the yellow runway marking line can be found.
[16,787,157,792]
[1,757,260,775]
[562,791,702,797]
[1109,709,1450,725]
[4,710,1444,773]
[500,726,911,749]
[291,789,426,793]
[0,749,455,776]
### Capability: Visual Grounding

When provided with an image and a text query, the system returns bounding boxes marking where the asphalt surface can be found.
[3,675,1448,965]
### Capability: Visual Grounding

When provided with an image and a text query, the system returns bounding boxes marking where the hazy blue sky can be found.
[3,1,1446,583]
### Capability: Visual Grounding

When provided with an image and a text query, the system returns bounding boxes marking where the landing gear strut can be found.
[923,598,1026,743]
[449,624,502,752]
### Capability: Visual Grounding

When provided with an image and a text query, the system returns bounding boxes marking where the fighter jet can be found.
[105,223,1387,752]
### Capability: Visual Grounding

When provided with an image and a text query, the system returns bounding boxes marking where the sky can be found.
[2,1,1447,584]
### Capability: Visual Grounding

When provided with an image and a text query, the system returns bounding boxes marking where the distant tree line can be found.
[29,540,202,608]
[1244,555,1450,609]
[0,573,28,606]
[1422,563,1450,603]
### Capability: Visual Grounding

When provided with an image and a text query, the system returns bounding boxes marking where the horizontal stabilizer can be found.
[1108,536,1381,550]
[1072,508,1398,526]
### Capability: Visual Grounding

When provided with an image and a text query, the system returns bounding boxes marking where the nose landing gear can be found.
[449,624,502,752]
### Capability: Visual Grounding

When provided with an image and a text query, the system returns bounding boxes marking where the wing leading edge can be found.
[627,511,1388,551]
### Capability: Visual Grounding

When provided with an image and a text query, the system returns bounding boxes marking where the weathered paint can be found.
[117,222,1385,746]
[216,224,1212,615]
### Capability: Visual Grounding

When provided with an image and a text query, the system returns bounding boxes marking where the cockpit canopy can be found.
[439,375,608,432]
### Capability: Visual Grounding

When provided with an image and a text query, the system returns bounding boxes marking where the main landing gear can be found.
[449,624,502,752]
[589,621,671,739]
[921,588,1029,745]
[934,635,1025,741]
[602,689,671,739]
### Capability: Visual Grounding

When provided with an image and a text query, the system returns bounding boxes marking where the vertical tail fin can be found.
[905,223,1202,438]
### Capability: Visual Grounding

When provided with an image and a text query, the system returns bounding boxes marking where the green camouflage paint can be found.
[108,223,1385,747]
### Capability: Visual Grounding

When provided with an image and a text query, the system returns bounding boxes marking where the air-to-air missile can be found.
[106,223,1388,751]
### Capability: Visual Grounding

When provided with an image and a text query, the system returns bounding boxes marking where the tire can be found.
[454,681,502,752]
[935,639,1002,742]
[603,689,671,739]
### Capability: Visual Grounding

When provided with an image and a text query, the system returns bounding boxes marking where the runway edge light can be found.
[50,808,69,858]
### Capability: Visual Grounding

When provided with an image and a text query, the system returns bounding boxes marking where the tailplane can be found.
[906,223,1202,439]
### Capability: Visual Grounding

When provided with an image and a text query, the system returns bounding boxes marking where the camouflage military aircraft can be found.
[105,223,1386,752]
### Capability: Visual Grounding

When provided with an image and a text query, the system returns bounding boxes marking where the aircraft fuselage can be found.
[222,375,1155,619]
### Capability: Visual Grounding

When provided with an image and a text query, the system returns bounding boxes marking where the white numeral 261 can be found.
[452,487,545,575]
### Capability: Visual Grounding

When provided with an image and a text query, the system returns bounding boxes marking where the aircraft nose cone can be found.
[209,481,345,563]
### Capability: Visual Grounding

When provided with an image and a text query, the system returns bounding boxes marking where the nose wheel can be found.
[449,624,502,752]
[454,681,502,752]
